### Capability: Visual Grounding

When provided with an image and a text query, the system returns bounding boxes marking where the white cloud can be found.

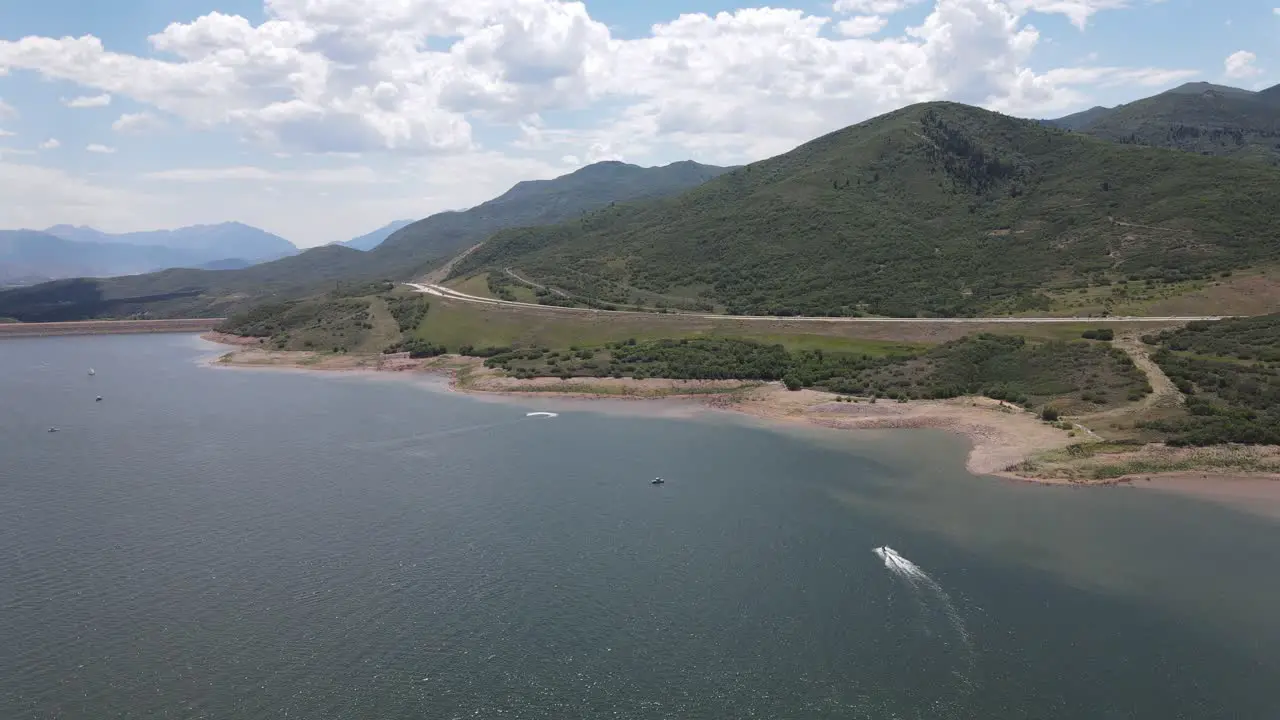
[0,128,14,137]
[1224,50,1262,79]
[0,0,1159,159]
[834,0,919,13]
[62,93,112,108]
[0,0,1195,243]
[1010,0,1130,29]
[0,98,15,118]
[836,15,890,36]
[143,164,381,183]
[112,111,166,134]
[38,138,60,150]
[86,143,117,154]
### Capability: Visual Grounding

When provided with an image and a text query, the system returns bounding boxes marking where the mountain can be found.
[340,220,415,251]
[1043,81,1280,165]
[43,222,297,263]
[0,161,732,321]
[1041,105,1110,131]
[370,160,734,277]
[0,230,249,283]
[451,102,1280,318]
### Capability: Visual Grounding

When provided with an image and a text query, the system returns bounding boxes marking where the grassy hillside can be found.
[0,161,729,322]
[453,102,1280,317]
[1046,82,1280,166]
[215,281,419,353]
[482,333,1149,408]
[1142,314,1280,445]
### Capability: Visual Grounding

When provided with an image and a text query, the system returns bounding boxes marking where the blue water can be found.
[1,334,1278,719]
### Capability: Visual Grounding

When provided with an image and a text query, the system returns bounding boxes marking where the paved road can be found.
[406,282,1223,324]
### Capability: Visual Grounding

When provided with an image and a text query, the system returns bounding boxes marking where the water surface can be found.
[2,335,1277,719]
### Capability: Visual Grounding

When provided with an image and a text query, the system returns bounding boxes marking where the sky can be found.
[0,0,1275,247]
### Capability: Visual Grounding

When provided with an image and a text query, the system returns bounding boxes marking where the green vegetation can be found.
[1141,314,1280,445]
[1047,82,1280,166]
[0,161,729,321]
[217,295,377,352]
[480,334,1149,407]
[1081,328,1114,341]
[385,295,430,333]
[454,102,1280,317]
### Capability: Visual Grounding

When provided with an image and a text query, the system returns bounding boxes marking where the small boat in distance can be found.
[651,477,665,485]
[48,427,59,433]
[95,396,103,402]
[88,368,95,376]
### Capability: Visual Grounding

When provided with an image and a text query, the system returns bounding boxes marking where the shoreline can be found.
[0,318,223,337]
[203,336,1280,514]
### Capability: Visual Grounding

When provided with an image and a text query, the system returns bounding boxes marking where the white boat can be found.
[48,427,59,433]
[88,368,95,376]
[651,477,665,485]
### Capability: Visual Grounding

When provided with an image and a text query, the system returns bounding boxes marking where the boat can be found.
[95,396,103,402]
[651,477,665,485]
[88,368,95,376]
[48,427,59,433]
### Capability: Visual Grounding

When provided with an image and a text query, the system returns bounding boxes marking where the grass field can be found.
[411,295,1183,353]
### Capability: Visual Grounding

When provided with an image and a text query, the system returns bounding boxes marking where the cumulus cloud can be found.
[1224,50,1262,79]
[836,15,890,36]
[86,143,117,153]
[112,111,166,134]
[63,93,112,108]
[38,138,60,150]
[0,0,1173,159]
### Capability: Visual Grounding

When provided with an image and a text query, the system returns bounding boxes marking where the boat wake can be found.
[525,411,558,418]
[874,545,977,714]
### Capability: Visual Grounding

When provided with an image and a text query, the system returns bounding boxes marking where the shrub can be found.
[1040,406,1060,421]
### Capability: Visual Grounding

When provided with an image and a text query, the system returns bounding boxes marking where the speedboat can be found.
[88,368,95,376]
[95,396,103,402]
[651,477,665,485]
[48,427,59,433]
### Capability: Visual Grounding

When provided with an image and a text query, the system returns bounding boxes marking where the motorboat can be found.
[651,477,665,485]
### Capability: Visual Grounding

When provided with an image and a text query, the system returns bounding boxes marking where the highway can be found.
[405,282,1222,324]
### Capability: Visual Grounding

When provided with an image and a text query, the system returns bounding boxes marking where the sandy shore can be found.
[205,339,1280,514]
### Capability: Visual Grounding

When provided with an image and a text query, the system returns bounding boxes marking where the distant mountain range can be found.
[338,220,416,251]
[0,160,732,319]
[0,223,299,285]
[1043,81,1280,165]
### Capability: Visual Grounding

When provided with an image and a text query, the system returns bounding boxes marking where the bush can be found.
[1081,328,1114,341]
[1040,406,1060,421]
[783,375,803,391]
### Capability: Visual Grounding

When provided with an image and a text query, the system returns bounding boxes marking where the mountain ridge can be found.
[0,160,733,320]
[451,101,1280,317]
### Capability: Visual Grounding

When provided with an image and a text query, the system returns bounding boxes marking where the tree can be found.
[783,375,803,391]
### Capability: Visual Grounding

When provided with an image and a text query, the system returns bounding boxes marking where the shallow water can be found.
[2,334,1277,719]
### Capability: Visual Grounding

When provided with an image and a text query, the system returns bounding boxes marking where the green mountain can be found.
[1044,82,1280,165]
[0,161,729,322]
[452,101,1280,318]
[367,160,733,278]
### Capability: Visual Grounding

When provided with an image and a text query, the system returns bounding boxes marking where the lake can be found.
[2,334,1278,719]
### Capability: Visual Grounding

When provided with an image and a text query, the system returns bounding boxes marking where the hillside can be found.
[339,220,414,251]
[44,222,297,263]
[368,160,733,278]
[452,102,1280,317]
[1044,82,1280,165]
[0,161,729,321]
